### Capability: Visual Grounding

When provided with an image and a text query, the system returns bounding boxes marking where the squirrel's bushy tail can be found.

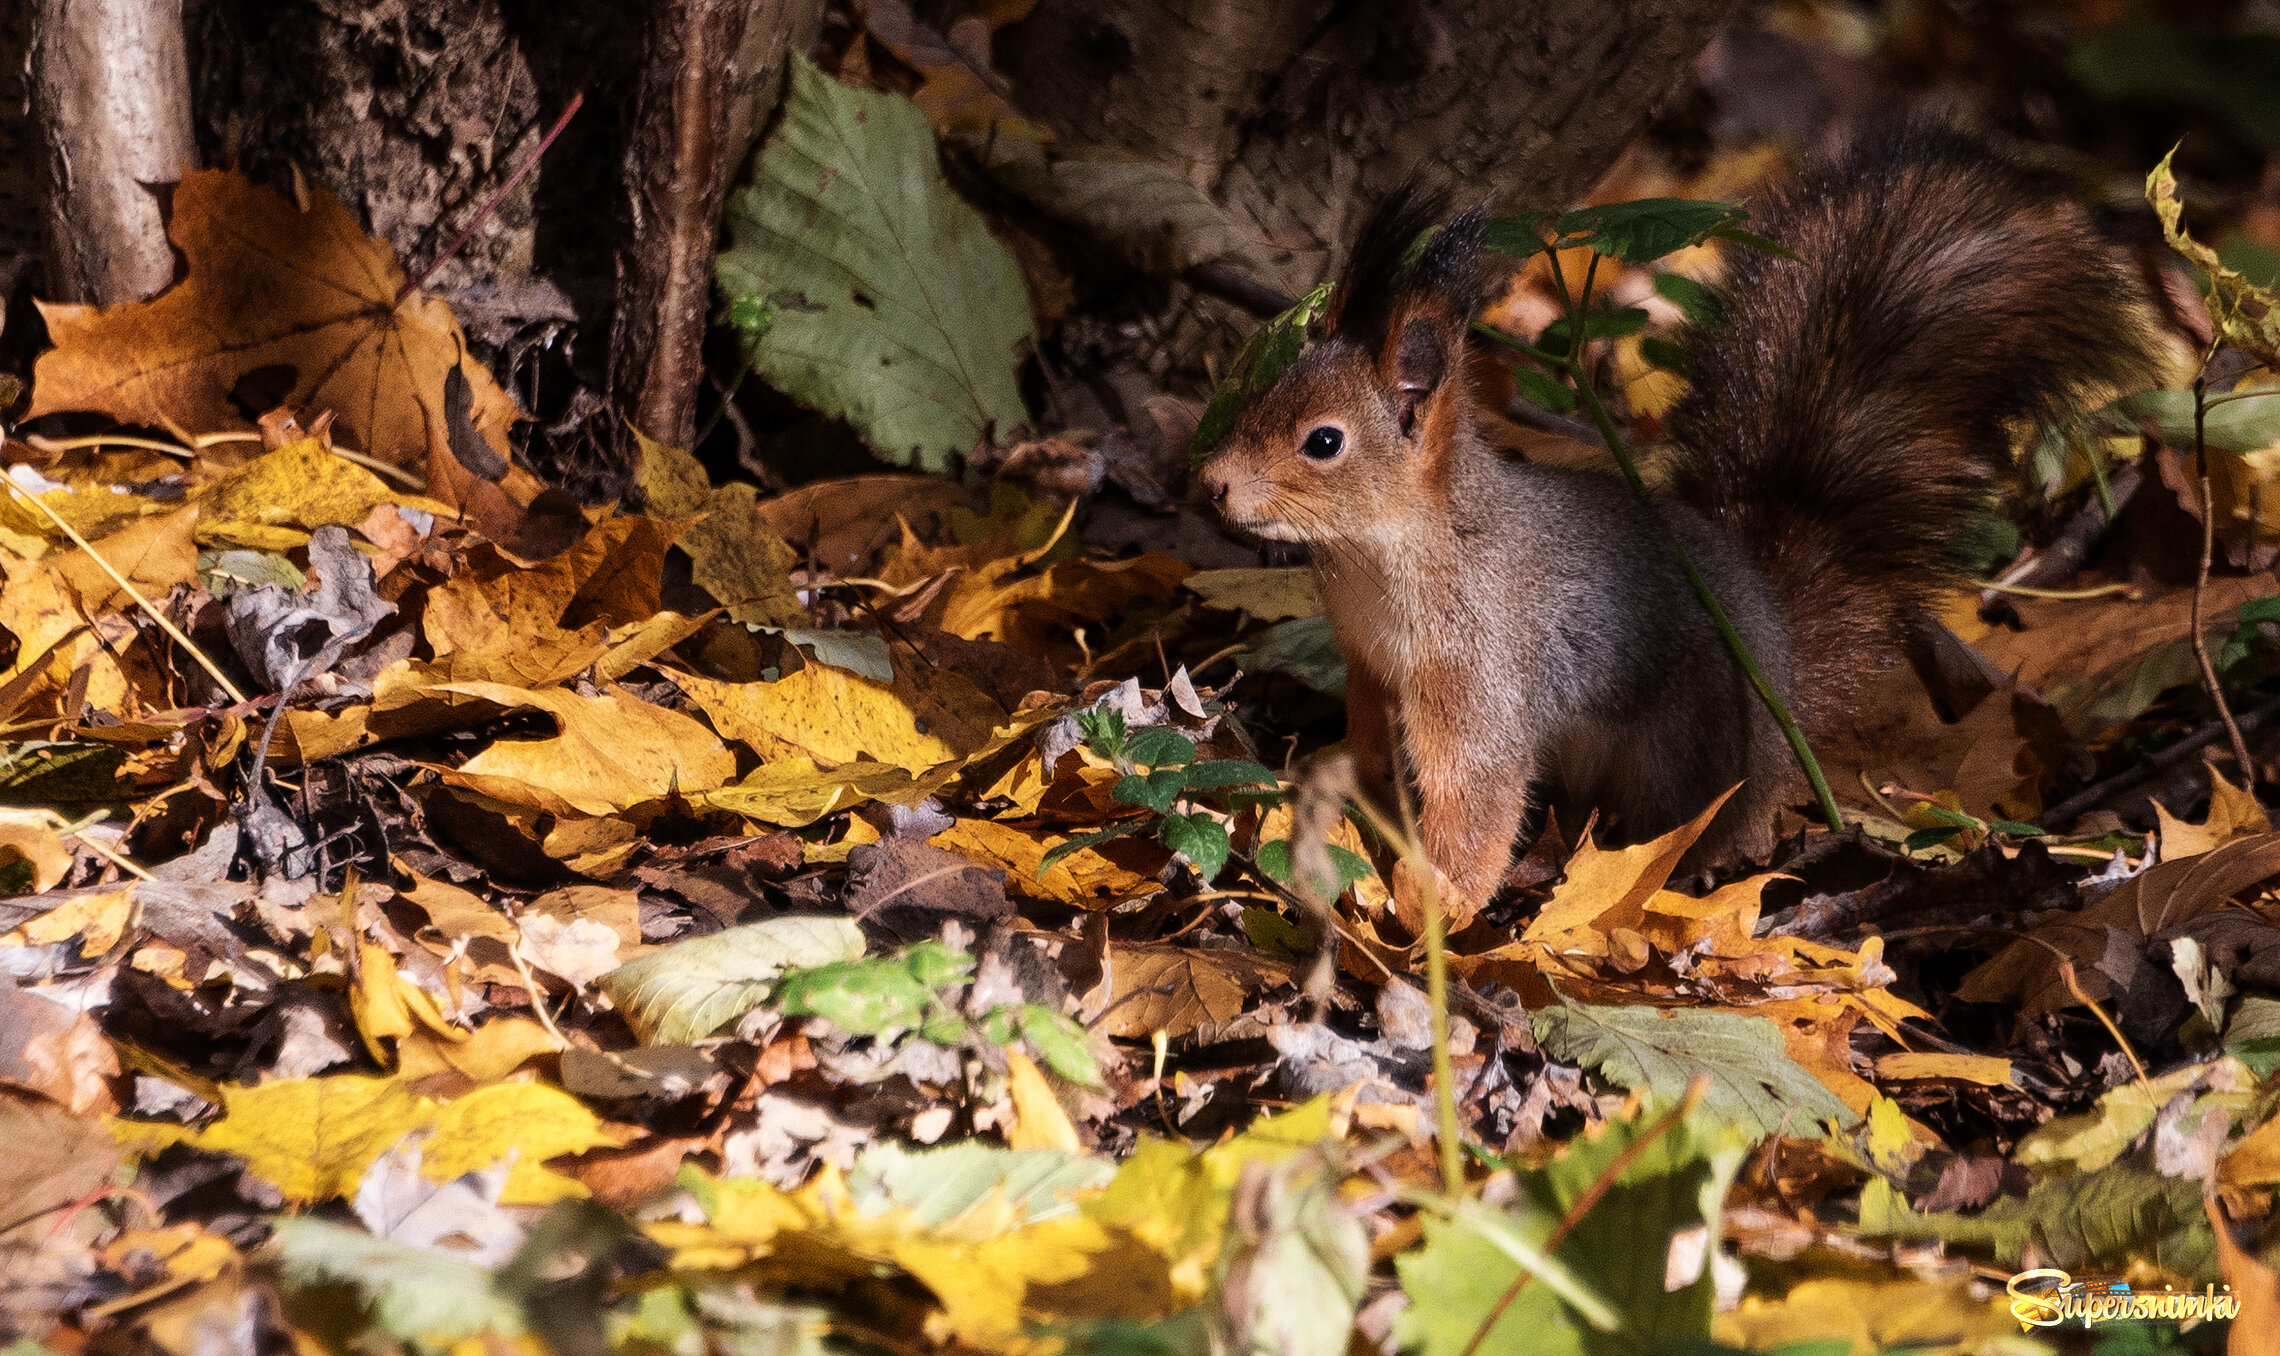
[1662,123,2158,728]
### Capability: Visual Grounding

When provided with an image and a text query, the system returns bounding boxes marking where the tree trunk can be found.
[610,0,821,453]
[999,0,1745,294]
[30,0,197,305]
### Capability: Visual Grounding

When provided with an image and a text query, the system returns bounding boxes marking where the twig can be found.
[5,484,247,705]
[395,93,584,307]
[2189,377,2255,788]
[1458,1076,1711,1356]
[2037,690,2280,830]
[1977,580,2140,602]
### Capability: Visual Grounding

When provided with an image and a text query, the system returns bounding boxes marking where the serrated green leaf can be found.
[1236,614,1347,697]
[600,916,866,1044]
[1077,706,1127,760]
[1481,212,1555,258]
[1157,812,1229,881]
[773,957,937,1036]
[1650,271,1720,326]
[1511,366,1578,414]
[1639,337,1691,374]
[1018,1004,1103,1086]
[1179,759,1278,793]
[274,1217,522,1352]
[716,55,1033,470]
[1533,998,1856,1139]
[1555,199,1749,264]
[1037,821,1146,876]
[1192,282,1334,462]
[1539,306,1650,353]
[1256,840,1372,895]
[1115,767,1188,814]
[1124,727,1198,769]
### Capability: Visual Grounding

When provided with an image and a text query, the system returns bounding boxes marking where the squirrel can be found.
[1196,123,2158,920]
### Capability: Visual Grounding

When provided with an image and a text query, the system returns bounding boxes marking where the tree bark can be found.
[610,0,821,452]
[999,0,1746,293]
[30,0,197,305]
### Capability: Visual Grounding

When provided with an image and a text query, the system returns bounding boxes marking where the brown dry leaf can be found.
[1095,943,1294,1040]
[1817,670,2054,821]
[1976,576,2276,729]
[680,663,1005,773]
[424,516,686,687]
[930,817,1168,909]
[935,549,1191,664]
[1959,830,2280,1013]
[433,683,736,816]
[858,0,1051,143]
[2157,763,2272,861]
[759,474,973,578]
[30,170,523,494]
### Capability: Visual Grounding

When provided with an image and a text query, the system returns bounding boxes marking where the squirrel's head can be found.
[1197,189,1487,544]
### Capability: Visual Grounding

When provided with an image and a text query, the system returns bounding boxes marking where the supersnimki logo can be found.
[2006,1270,2241,1329]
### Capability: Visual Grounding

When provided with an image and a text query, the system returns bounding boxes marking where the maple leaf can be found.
[30,169,522,495]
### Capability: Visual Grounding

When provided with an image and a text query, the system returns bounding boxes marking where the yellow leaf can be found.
[107,1074,609,1204]
[1004,1048,1079,1152]
[706,757,947,827]
[634,433,805,628]
[435,682,735,815]
[422,515,684,688]
[350,941,418,1064]
[111,1076,430,1203]
[13,884,137,957]
[396,1017,560,1086]
[2157,762,2271,860]
[681,663,1005,773]
[1523,790,1733,949]
[195,439,453,547]
[1873,1052,2014,1086]
[1715,1277,2021,1354]
[931,817,1166,909]
[2150,150,2280,369]
[424,1081,616,1204]
[48,507,200,614]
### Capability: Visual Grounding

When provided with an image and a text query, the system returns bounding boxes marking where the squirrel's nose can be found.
[1201,467,1229,505]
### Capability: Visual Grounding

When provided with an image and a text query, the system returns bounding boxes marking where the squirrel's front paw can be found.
[1392,858,1480,936]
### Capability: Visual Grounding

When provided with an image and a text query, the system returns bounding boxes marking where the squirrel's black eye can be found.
[1300,425,1344,460]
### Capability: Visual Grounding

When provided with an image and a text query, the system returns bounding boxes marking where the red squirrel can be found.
[1196,125,2157,919]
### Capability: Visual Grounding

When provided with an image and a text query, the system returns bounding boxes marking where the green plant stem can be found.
[1422,870,1464,1197]
[1472,319,1845,833]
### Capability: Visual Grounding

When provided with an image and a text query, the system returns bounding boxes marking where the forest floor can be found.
[5,3,2280,1356]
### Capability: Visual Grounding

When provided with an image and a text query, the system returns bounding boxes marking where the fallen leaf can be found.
[434,682,736,816]
[681,662,1005,773]
[1095,944,1294,1041]
[31,170,522,491]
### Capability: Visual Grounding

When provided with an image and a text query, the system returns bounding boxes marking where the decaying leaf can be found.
[31,170,522,492]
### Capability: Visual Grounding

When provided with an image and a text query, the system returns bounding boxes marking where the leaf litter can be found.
[13,36,2280,1356]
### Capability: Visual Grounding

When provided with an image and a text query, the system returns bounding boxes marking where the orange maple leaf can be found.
[30,169,522,497]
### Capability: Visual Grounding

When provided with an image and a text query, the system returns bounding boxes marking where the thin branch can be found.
[396,93,584,306]
[2189,376,2256,788]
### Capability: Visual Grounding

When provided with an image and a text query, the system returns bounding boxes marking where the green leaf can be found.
[274,1217,522,1352]
[1639,337,1691,374]
[847,1140,1115,1228]
[1554,199,1751,265]
[1511,366,1578,414]
[1076,706,1127,761]
[1256,840,1372,894]
[1157,812,1230,881]
[1877,1162,2209,1274]
[1903,827,1962,853]
[1650,271,1720,326]
[716,55,1034,471]
[1481,212,1556,258]
[774,959,937,1037]
[1114,767,1188,814]
[1179,759,1279,792]
[1533,998,1857,1139]
[1236,614,1348,698]
[1124,727,1198,769]
[2113,388,2280,455]
[1192,282,1334,462]
[1037,822,1147,876]
[600,916,866,1044]
[1538,306,1650,352]
[1018,1004,1103,1085]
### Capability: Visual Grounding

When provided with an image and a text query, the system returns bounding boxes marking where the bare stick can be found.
[395,93,584,307]
[2189,377,2255,788]
[6,485,247,705]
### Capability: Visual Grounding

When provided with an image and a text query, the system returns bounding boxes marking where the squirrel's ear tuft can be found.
[1326,183,1452,353]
